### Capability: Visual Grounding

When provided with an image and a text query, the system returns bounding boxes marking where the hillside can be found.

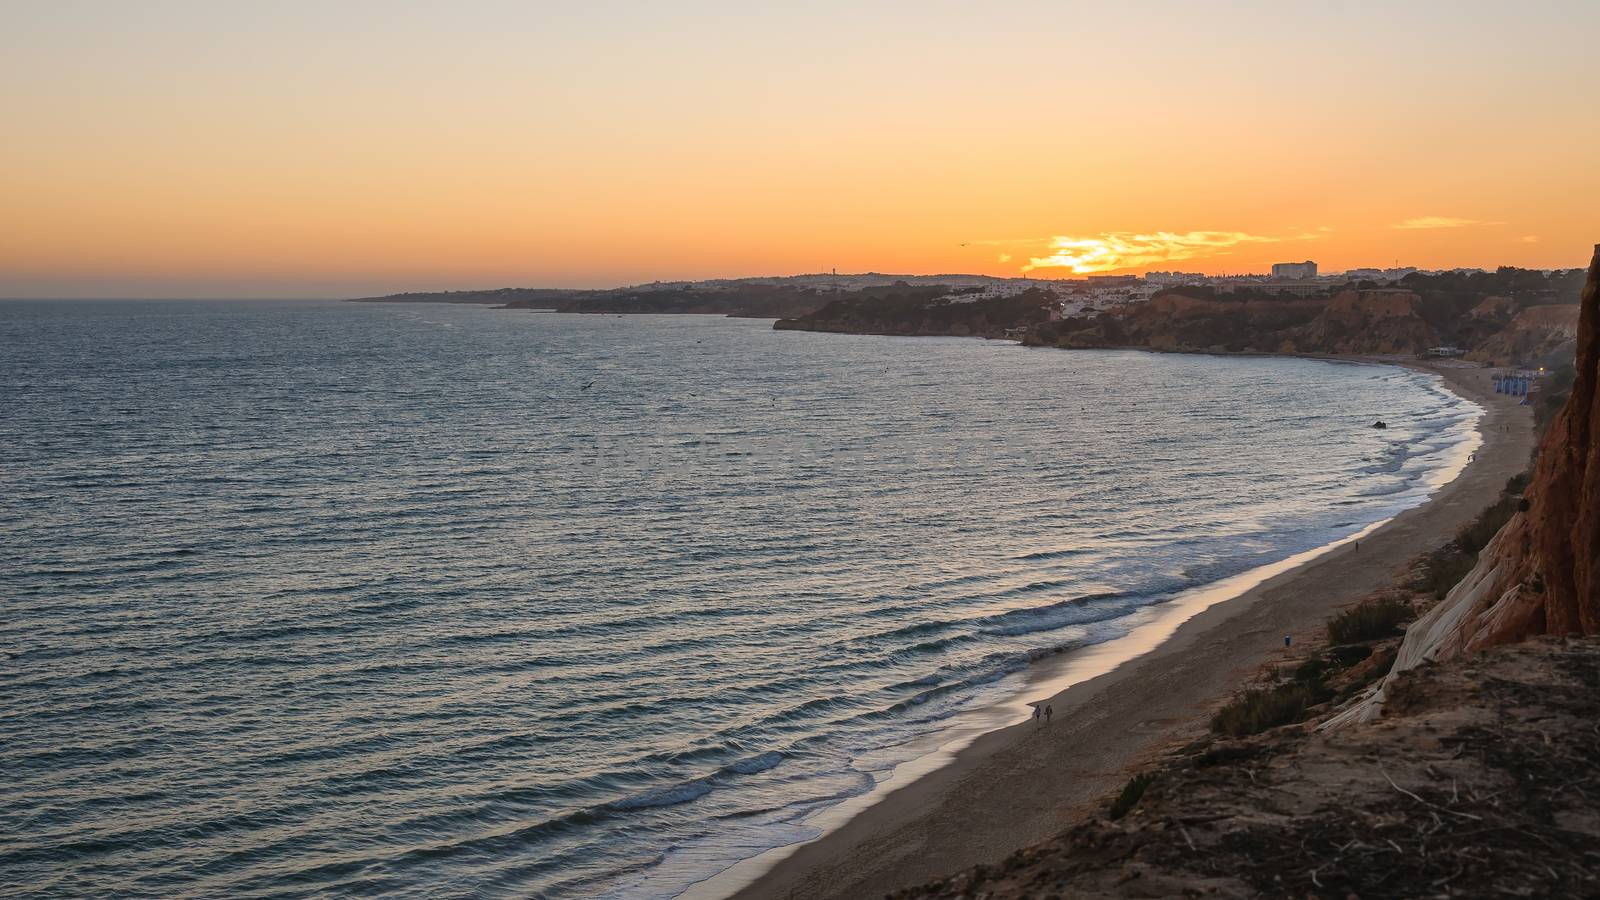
[772,265,1583,364]
[345,273,1057,320]
[348,284,833,318]
[1466,303,1583,366]
[1040,279,1581,364]
[896,637,1600,899]
[774,287,1057,338]
[510,283,837,318]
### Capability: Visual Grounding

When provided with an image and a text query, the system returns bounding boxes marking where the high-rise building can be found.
[1271,260,1318,279]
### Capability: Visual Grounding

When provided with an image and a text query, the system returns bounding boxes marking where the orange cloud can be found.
[1391,216,1504,230]
[1022,231,1284,274]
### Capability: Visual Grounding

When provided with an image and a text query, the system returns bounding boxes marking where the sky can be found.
[2,0,1598,298]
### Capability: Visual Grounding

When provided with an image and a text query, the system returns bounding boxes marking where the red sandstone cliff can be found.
[1283,289,1439,356]
[1333,246,1600,724]
[1053,288,1449,356]
[1465,302,1583,364]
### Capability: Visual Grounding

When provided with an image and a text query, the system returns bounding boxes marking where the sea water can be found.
[0,301,1478,897]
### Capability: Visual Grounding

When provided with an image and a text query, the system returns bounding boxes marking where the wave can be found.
[724,750,785,775]
[969,591,1127,637]
[1013,547,1094,561]
[608,779,715,811]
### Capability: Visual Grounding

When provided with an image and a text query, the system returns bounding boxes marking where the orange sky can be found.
[3,2,1597,297]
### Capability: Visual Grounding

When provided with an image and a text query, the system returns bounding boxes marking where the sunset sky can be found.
[3,1,1598,298]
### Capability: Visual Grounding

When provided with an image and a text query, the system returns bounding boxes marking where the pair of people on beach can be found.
[1032,703,1052,725]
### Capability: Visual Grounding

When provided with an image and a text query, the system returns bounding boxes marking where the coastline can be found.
[720,357,1535,900]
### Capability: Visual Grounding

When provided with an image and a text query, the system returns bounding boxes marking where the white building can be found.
[1342,268,1388,282]
[1270,260,1318,279]
[1144,271,1206,285]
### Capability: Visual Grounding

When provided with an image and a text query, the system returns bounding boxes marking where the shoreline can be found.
[719,357,1535,900]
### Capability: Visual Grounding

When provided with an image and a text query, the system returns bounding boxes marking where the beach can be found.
[730,359,1536,900]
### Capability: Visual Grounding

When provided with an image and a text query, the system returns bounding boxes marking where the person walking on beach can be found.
[1045,705,1053,723]
[1033,704,1041,726]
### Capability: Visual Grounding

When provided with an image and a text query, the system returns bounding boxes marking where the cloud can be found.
[1391,216,1504,230]
[1021,231,1285,274]
[1517,235,1540,243]
[962,236,1050,246]
[997,253,1013,263]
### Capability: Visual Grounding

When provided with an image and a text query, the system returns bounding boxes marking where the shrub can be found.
[1535,363,1576,432]
[1411,547,1479,599]
[1328,643,1373,668]
[1291,655,1333,684]
[1455,494,1519,555]
[1404,476,1530,600]
[1327,596,1414,644]
[1108,772,1155,820]
[1211,682,1330,737]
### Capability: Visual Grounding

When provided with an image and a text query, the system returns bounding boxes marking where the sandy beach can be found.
[731,359,1536,900]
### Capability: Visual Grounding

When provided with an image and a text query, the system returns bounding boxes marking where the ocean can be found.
[0,300,1478,898]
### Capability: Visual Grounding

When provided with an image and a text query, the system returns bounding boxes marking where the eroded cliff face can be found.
[1094,293,1324,353]
[1332,245,1600,725]
[1284,289,1438,356]
[1053,289,1443,356]
[1465,303,1583,364]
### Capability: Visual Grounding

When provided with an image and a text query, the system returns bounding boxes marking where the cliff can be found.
[1283,289,1439,355]
[1052,293,1324,353]
[1465,302,1583,366]
[348,284,833,318]
[1049,289,1440,355]
[775,288,1057,338]
[1326,247,1599,728]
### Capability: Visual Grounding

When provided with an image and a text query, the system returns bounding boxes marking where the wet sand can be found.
[729,359,1535,900]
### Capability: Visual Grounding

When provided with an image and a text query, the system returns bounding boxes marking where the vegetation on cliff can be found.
[1033,267,1584,363]
[774,287,1057,338]
[350,283,835,318]
[896,637,1600,899]
[517,283,837,318]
